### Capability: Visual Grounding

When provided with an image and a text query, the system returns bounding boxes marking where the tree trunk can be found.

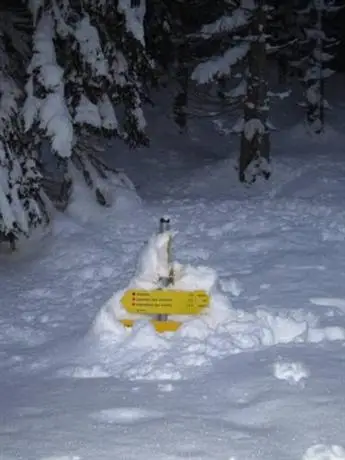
[239,0,270,183]
[306,4,324,134]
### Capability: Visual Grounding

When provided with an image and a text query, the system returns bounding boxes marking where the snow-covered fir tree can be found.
[0,4,49,249]
[295,0,340,133]
[268,1,301,84]
[23,0,154,206]
[191,0,271,183]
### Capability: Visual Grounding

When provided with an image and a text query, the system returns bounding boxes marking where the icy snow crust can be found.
[2,111,345,458]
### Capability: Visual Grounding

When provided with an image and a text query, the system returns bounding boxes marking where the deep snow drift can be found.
[1,103,345,459]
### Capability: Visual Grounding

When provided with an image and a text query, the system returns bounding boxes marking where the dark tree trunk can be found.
[239,0,270,183]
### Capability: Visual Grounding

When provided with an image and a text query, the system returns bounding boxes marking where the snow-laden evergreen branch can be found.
[192,43,249,84]
[23,11,73,158]
[118,0,146,45]
[199,8,249,37]
[74,14,109,78]
[296,0,338,133]
[0,69,47,243]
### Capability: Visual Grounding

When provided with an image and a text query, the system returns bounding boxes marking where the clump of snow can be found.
[219,278,243,296]
[118,0,146,45]
[74,95,101,128]
[23,12,73,158]
[200,9,248,37]
[98,95,118,131]
[191,44,249,84]
[303,445,345,460]
[273,359,310,385]
[74,15,108,78]
[158,383,174,392]
[66,164,140,224]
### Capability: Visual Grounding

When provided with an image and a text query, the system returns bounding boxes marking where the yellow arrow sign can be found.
[121,289,209,315]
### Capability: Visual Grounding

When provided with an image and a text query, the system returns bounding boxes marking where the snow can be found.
[244,118,265,140]
[118,0,146,45]
[191,43,249,84]
[273,359,310,385]
[74,15,108,78]
[111,51,128,86]
[74,95,102,128]
[23,12,73,158]
[98,95,118,131]
[200,9,248,38]
[303,446,345,460]
[2,89,345,459]
[28,0,44,25]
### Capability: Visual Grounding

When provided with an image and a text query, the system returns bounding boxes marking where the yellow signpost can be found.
[121,289,210,316]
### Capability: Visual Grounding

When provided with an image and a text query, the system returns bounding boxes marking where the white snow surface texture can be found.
[1,98,345,460]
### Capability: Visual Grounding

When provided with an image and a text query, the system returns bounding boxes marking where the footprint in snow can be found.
[90,407,164,425]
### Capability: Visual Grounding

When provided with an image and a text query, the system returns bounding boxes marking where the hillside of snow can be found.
[1,89,345,460]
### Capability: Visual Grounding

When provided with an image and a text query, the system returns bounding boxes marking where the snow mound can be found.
[273,359,310,385]
[66,164,141,224]
[303,445,345,460]
[92,230,233,336]
[59,231,345,381]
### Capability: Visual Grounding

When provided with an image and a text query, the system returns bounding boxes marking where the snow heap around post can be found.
[92,228,233,338]
[88,224,345,382]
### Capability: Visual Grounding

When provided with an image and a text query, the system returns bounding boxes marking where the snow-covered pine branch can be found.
[21,0,153,210]
[74,14,109,79]
[23,11,73,158]
[118,0,146,46]
[296,0,338,133]
[0,26,49,248]
[199,8,249,38]
[191,43,249,84]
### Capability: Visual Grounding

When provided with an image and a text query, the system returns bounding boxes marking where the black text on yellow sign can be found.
[121,289,210,315]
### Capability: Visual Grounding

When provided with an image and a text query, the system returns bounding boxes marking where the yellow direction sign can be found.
[121,289,209,315]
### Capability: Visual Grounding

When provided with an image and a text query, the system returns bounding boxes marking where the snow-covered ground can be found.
[2,96,345,460]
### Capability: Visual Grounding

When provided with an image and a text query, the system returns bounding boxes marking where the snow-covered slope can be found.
[1,104,345,459]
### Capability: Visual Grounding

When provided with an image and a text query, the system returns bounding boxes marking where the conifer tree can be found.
[191,0,271,183]
[23,0,153,207]
[295,0,340,133]
[0,4,49,249]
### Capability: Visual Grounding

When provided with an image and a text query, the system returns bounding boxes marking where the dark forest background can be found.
[1,0,345,249]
